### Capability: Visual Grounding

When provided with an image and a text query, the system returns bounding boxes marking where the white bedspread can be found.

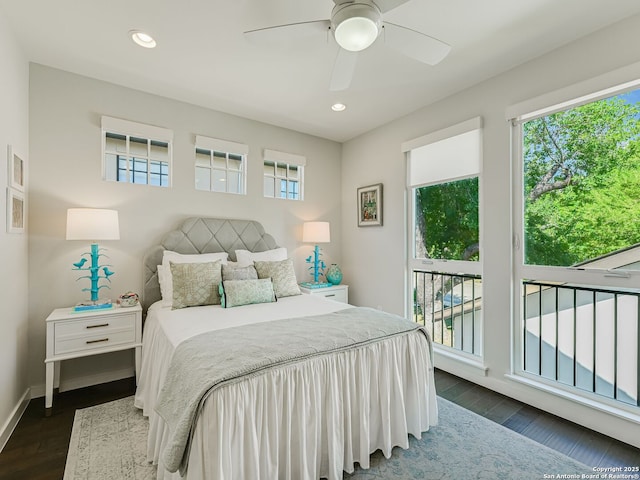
[134,295,437,480]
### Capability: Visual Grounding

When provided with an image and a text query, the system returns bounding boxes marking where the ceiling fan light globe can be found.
[335,17,378,51]
[331,1,382,52]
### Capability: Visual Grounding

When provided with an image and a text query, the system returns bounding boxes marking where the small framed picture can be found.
[7,145,25,191]
[7,188,25,234]
[357,183,383,227]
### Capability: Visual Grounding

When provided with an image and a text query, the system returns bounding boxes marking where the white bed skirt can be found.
[148,334,437,480]
[135,304,437,480]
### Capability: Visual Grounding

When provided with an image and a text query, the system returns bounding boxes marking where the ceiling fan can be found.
[244,0,451,91]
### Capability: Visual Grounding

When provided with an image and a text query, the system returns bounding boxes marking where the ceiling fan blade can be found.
[244,20,330,46]
[374,0,410,13]
[382,22,451,65]
[330,48,358,91]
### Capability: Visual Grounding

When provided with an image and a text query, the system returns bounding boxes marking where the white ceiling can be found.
[2,0,640,142]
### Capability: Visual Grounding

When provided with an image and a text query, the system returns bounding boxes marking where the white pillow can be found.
[158,251,230,306]
[235,247,287,267]
[162,250,229,267]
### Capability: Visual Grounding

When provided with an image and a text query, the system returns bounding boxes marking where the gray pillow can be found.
[220,278,276,308]
[222,264,258,281]
[254,259,301,298]
[170,260,222,309]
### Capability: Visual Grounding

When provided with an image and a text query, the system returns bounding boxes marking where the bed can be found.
[134,217,437,480]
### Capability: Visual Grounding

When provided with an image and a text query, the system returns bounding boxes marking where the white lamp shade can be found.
[303,221,330,243]
[66,208,120,241]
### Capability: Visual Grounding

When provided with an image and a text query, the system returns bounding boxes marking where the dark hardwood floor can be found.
[1,370,639,479]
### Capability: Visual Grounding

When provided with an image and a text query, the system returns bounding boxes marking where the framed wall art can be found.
[7,188,25,234]
[7,145,25,191]
[357,183,383,227]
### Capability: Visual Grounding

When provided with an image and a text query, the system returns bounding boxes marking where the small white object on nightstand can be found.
[299,284,349,304]
[44,303,142,414]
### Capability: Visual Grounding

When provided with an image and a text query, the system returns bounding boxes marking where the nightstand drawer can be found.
[299,285,349,304]
[313,289,347,303]
[54,314,136,355]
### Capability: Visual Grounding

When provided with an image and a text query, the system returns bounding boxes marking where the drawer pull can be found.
[326,294,336,297]
[86,338,109,344]
[86,323,109,329]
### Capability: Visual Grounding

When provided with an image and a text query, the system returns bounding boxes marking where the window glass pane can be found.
[213,151,227,169]
[229,153,243,162]
[105,153,119,181]
[130,137,148,156]
[288,180,299,200]
[105,133,126,153]
[150,141,169,162]
[132,158,148,184]
[264,176,275,197]
[117,156,129,182]
[414,177,479,261]
[149,161,168,187]
[195,166,210,191]
[264,161,275,176]
[195,150,211,168]
[228,156,242,171]
[523,90,640,268]
[228,171,241,194]
[288,165,299,180]
[276,163,287,178]
[212,169,226,192]
[279,179,288,199]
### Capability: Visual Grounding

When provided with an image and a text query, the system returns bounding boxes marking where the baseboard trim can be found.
[0,387,31,453]
[30,368,135,399]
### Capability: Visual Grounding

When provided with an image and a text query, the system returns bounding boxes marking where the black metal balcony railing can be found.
[413,270,482,356]
[523,281,640,407]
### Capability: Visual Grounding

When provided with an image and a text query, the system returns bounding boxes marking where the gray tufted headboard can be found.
[142,217,278,311]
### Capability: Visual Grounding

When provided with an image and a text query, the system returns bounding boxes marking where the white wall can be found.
[28,65,342,393]
[341,14,640,447]
[0,11,30,448]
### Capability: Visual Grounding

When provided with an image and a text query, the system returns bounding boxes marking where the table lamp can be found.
[301,221,331,288]
[66,208,120,311]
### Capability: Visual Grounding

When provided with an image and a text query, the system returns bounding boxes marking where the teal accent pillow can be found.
[220,278,276,308]
[254,259,301,298]
[170,260,222,309]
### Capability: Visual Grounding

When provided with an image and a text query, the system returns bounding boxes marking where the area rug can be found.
[64,396,591,479]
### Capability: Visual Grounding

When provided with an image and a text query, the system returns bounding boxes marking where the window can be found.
[102,116,172,187]
[263,149,305,200]
[511,83,640,407]
[403,117,483,357]
[195,135,247,194]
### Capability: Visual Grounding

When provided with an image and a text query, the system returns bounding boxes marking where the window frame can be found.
[194,135,248,195]
[509,80,640,383]
[102,116,173,187]
[404,118,484,277]
[263,149,305,201]
[404,118,484,362]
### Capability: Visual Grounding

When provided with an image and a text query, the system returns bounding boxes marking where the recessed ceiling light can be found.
[130,30,156,49]
[331,103,346,112]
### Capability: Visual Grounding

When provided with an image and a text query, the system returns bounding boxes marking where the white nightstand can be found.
[299,284,349,304]
[44,303,142,413]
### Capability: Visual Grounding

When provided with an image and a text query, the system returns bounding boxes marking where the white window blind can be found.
[402,117,482,188]
[102,116,173,143]
[263,149,306,166]
[195,135,248,155]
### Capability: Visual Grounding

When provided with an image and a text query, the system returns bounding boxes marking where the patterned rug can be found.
[64,396,591,479]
